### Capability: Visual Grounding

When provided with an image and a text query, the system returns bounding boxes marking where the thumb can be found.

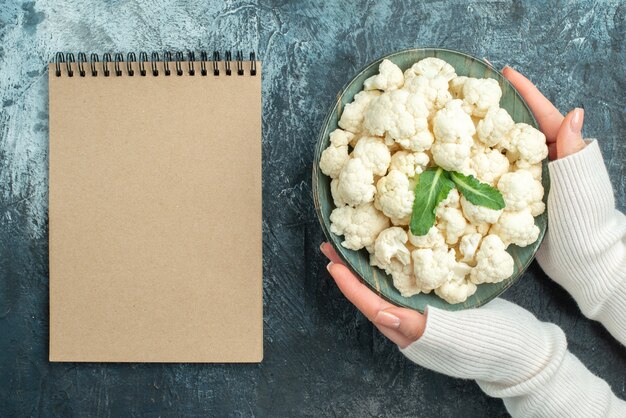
[555,108,586,159]
[373,306,427,344]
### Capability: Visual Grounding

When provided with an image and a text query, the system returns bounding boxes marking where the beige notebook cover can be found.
[48,53,262,362]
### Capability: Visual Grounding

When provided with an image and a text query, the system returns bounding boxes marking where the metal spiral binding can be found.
[53,51,258,77]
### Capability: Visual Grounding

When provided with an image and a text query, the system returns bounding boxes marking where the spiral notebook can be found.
[48,51,262,363]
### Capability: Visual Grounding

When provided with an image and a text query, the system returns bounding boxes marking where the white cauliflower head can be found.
[470,147,510,186]
[462,78,502,117]
[470,234,514,284]
[404,57,456,81]
[374,170,415,225]
[431,100,475,171]
[497,169,545,215]
[389,150,430,178]
[363,89,434,152]
[330,202,390,250]
[338,90,381,133]
[371,256,420,297]
[476,107,515,147]
[459,232,483,265]
[505,123,548,164]
[436,207,468,245]
[491,208,540,248]
[460,195,503,224]
[402,75,453,115]
[364,59,404,91]
[351,136,391,176]
[514,158,543,182]
[336,158,377,207]
[330,178,346,207]
[449,76,468,99]
[412,246,456,291]
[373,227,411,267]
[408,226,446,249]
[435,262,477,304]
[319,129,354,178]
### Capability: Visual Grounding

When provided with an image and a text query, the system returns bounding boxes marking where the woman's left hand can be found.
[321,242,426,348]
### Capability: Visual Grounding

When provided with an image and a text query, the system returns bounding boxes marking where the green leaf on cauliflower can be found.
[410,167,455,236]
[450,171,505,210]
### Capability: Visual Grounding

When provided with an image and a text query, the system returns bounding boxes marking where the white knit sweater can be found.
[400,141,626,417]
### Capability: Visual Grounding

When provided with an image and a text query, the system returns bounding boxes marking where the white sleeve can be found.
[536,140,626,344]
[400,299,626,417]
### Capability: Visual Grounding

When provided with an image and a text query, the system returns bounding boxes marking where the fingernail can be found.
[373,311,400,329]
[319,243,325,252]
[570,108,584,132]
[501,64,511,72]
[326,261,334,272]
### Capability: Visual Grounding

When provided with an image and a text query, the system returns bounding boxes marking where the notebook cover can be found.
[48,61,263,362]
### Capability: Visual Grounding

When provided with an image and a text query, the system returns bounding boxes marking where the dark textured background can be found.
[0,0,624,416]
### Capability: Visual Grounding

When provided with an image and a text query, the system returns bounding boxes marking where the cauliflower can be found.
[364,59,404,91]
[389,150,430,178]
[462,78,502,117]
[404,57,456,81]
[436,207,467,245]
[402,75,453,115]
[330,202,390,250]
[497,170,545,215]
[514,158,542,182]
[435,188,461,218]
[363,89,434,152]
[371,257,420,297]
[491,208,540,248]
[460,195,503,224]
[374,170,414,225]
[372,227,411,266]
[336,158,376,206]
[319,129,354,178]
[470,234,514,284]
[412,246,457,291]
[476,107,515,147]
[408,226,446,249]
[431,100,475,171]
[435,262,477,304]
[352,136,391,176]
[338,90,381,133]
[459,232,482,265]
[470,147,510,186]
[505,123,549,164]
[449,76,468,99]
[330,178,346,207]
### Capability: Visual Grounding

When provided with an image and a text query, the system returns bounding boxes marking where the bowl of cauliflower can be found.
[313,48,549,311]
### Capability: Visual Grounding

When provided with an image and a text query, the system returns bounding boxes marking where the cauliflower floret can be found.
[351,136,391,176]
[371,256,420,297]
[514,159,543,182]
[505,123,549,164]
[319,129,354,178]
[408,226,446,249]
[402,75,453,115]
[431,100,475,171]
[363,89,434,152]
[339,90,381,133]
[491,208,540,248]
[462,78,502,117]
[389,150,430,178]
[330,178,346,207]
[373,227,411,266]
[497,170,545,215]
[460,195,503,224]
[404,57,456,81]
[336,158,376,206]
[470,147,510,186]
[449,76,468,99]
[435,262,477,304]
[459,232,482,265]
[330,202,390,250]
[412,247,456,291]
[470,234,514,284]
[364,59,404,91]
[437,207,468,245]
[374,170,415,225]
[476,107,515,147]
[435,188,461,217]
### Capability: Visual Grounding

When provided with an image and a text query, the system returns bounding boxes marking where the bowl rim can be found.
[312,47,546,312]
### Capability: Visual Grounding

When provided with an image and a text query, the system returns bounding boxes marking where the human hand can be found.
[502,66,586,160]
[320,242,426,348]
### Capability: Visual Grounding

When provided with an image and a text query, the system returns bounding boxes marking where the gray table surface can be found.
[0,0,624,416]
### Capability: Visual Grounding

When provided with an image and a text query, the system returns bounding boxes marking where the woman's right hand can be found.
[502,66,586,160]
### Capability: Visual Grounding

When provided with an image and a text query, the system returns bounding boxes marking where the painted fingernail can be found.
[373,311,400,329]
[502,64,511,72]
[326,261,334,272]
[570,108,584,132]
[319,243,325,252]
